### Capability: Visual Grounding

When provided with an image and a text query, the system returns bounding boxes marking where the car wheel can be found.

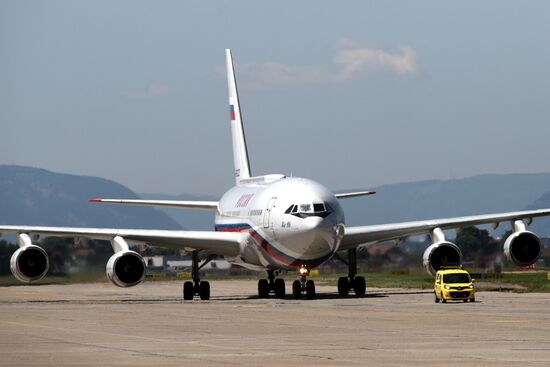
[434,292,440,303]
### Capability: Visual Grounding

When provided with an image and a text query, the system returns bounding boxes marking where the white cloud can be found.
[122,84,171,99]
[334,45,417,80]
[234,41,417,90]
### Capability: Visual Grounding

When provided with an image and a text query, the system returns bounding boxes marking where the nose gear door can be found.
[263,197,277,228]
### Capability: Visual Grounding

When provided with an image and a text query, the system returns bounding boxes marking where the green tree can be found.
[40,237,73,275]
[455,226,499,267]
[0,240,17,276]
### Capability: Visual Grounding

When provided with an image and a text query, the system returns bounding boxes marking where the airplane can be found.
[1,49,548,300]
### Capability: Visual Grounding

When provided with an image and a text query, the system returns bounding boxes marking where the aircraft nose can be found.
[302,216,324,230]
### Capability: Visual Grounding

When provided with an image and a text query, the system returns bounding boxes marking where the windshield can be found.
[443,273,471,284]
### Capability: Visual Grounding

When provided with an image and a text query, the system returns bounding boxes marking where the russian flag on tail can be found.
[229,105,236,121]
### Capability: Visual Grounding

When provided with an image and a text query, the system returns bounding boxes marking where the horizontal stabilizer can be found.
[335,191,376,199]
[89,198,218,211]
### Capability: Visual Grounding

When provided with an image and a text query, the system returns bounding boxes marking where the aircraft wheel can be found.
[258,279,269,298]
[306,280,316,300]
[354,276,366,297]
[292,280,301,299]
[337,277,349,297]
[183,281,194,300]
[274,278,286,299]
[199,281,210,300]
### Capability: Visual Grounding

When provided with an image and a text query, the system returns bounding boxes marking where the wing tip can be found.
[88,198,102,203]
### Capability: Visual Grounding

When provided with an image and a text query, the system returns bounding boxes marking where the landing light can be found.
[299,267,308,276]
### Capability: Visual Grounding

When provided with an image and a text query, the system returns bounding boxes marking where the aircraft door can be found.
[263,197,277,228]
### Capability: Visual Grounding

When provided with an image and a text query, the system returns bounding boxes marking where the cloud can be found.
[334,45,417,79]
[122,84,171,99]
[234,41,417,90]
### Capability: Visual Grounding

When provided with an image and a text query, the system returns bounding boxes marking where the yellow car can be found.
[434,268,475,303]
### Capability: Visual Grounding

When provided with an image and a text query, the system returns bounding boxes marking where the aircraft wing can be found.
[88,198,218,211]
[340,208,550,250]
[0,225,241,257]
[335,191,376,199]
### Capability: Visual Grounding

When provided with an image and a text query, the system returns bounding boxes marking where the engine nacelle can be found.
[423,241,462,277]
[10,245,49,282]
[504,231,541,266]
[106,250,146,287]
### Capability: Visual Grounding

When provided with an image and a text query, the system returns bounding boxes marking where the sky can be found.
[1,1,550,196]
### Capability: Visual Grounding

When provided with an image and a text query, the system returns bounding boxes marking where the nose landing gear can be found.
[337,248,366,297]
[257,270,286,299]
[292,266,316,299]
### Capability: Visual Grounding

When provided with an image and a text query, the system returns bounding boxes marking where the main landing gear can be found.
[258,270,286,299]
[183,251,214,301]
[292,266,316,300]
[337,248,366,297]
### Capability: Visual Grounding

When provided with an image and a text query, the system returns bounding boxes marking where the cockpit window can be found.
[299,204,312,213]
[313,203,325,212]
[284,202,332,218]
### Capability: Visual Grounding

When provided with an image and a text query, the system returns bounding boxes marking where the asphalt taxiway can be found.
[0,280,549,366]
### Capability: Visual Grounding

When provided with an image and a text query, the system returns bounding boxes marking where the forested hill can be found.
[0,165,181,229]
[145,173,550,236]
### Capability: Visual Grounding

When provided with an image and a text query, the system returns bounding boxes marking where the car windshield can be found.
[443,273,471,284]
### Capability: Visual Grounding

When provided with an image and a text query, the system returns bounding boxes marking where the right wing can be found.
[0,225,241,256]
[340,208,550,250]
[335,191,376,199]
[89,198,218,211]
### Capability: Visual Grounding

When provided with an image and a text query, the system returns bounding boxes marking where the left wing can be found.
[88,198,218,211]
[0,225,241,256]
[341,208,550,250]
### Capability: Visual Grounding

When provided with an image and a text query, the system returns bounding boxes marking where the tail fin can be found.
[226,49,251,184]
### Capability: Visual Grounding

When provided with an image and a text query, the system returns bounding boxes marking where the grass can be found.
[0,271,106,287]
[1,269,550,292]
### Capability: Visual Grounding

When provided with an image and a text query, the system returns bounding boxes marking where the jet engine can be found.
[423,241,462,277]
[10,244,49,282]
[504,230,541,266]
[106,250,146,287]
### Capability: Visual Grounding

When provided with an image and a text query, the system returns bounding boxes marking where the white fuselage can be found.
[215,176,345,271]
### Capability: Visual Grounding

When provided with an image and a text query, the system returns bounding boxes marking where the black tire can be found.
[306,280,316,300]
[337,277,349,297]
[441,294,447,303]
[199,281,210,300]
[274,278,286,299]
[183,281,194,300]
[434,292,440,303]
[258,279,269,298]
[354,276,366,297]
[199,281,210,301]
[292,280,301,299]
[470,297,475,303]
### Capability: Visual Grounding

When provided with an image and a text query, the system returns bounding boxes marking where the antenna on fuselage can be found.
[226,49,251,185]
